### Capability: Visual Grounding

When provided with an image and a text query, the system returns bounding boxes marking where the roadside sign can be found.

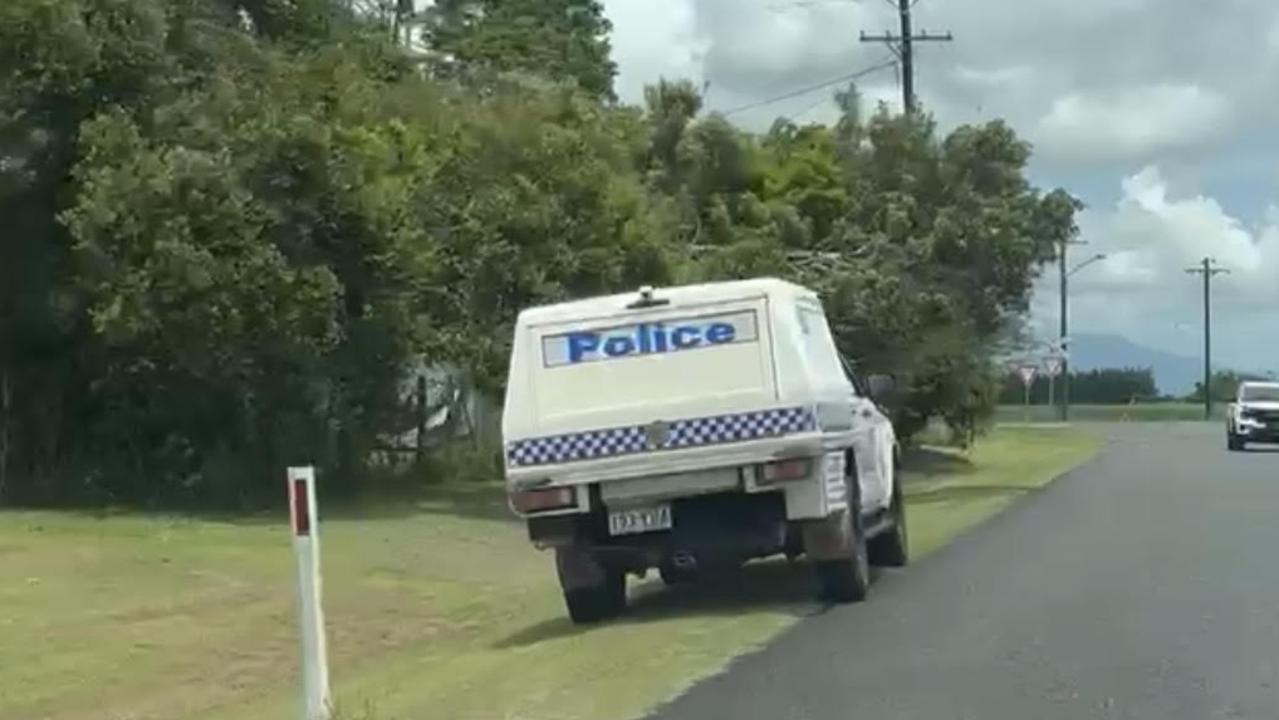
[1017,365,1038,421]
[1018,365,1038,387]
[1044,356,1063,377]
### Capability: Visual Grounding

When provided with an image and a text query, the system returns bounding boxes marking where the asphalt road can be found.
[649,423,1279,720]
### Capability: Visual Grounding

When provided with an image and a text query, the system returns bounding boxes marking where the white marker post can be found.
[288,466,331,720]
[1018,365,1038,423]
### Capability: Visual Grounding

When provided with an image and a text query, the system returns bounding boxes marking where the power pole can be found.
[1057,237,1086,422]
[1059,245,1068,421]
[1186,258,1229,420]
[860,0,952,114]
[394,0,416,47]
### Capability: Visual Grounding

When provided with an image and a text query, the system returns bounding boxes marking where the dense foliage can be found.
[1187,370,1274,403]
[0,0,1078,506]
[1001,368,1159,405]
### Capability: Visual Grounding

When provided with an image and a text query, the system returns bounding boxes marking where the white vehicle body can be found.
[501,279,906,622]
[1227,381,1279,450]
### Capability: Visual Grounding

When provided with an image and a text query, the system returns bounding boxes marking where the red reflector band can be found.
[510,486,576,514]
[292,477,311,536]
[759,458,812,485]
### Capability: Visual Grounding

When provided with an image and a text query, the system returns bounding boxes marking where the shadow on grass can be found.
[25,482,515,528]
[32,446,978,527]
[493,559,845,650]
[906,484,1033,505]
[291,482,516,526]
[326,482,513,523]
[901,446,973,484]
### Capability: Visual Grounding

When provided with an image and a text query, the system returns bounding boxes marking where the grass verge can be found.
[0,427,1100,720]
[996,402,1220,423]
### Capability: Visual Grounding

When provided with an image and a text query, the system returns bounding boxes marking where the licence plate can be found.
[608,505,672,536]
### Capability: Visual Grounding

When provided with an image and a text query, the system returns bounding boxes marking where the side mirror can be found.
[867,374,895,400]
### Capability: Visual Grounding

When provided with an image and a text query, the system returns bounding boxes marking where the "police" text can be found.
[566,321,736,363]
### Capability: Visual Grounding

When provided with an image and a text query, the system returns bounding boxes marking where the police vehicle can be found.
[1227,381,1279,450]
[502,278,906,623]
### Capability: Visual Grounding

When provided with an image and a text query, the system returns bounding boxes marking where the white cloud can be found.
[1032,166,1279,367]
[599,0,1278,161]
[598,0,1279,368]
[1035,85,1230,162]
[952,64,1035,89]
[605,0,708,105]
[1113,167,1263,275]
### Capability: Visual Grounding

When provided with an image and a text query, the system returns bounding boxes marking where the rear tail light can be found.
[509,486,576,514]
[758,458,812,485]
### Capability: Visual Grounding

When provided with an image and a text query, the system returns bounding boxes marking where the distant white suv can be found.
[1227,381,1279,451]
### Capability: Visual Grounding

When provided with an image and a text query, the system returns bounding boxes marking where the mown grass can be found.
[996,402,1222,424]
[0,426,1101,720]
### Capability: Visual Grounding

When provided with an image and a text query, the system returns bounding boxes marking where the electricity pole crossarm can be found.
[859,0,952,114]
[858,31,954,48]
[1186,258,1230,420]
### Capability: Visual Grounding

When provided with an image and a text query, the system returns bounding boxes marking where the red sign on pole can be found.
[291,478,311,536]
[1018,365,1038,387]
[1044,356,1063,377]
[288,467,316,537]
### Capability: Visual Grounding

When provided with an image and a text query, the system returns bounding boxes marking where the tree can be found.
[761,122,848,244]
[1,0,177,500]
[0,1,1078,505]
[1187,369,1271,403]
[423,0,618,101]
[642,78,702,195]
[1002,368,1158,405]
[676,100,1079,443]
[413,80,678,394]
[49,30,453,502]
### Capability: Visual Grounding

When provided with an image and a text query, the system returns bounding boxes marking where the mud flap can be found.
[800,508,855,562]
[555,545,609,591]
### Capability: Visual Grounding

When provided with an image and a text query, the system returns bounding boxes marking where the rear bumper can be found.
[511,442,849,525]
[505,430,851,489]
[529,490,793,570]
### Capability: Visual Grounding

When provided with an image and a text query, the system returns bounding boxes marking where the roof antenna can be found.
[627,285,669,310]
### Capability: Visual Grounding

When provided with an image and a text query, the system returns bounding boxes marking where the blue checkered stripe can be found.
[506,406,817,468]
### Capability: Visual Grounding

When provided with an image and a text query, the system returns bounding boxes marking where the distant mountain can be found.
[1068,333,1201,396]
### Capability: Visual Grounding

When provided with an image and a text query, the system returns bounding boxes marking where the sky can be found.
[601,0,1279,371]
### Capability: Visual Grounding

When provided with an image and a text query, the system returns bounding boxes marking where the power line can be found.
[791,91,838,121]
[720,58,896,117]
[766,0,858,11]
[859,0,952,114]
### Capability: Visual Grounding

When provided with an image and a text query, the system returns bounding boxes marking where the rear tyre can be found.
[556,547,626,624]
[658,562,696,586]
[815,465,870,603]
[868,457,908,568]
[1228,432,1245,451]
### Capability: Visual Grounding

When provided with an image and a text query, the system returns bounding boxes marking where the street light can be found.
[1069,253,1107,278]
[1059,252,1107,421]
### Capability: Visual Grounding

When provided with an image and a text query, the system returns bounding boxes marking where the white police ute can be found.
[502,278,906,623]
